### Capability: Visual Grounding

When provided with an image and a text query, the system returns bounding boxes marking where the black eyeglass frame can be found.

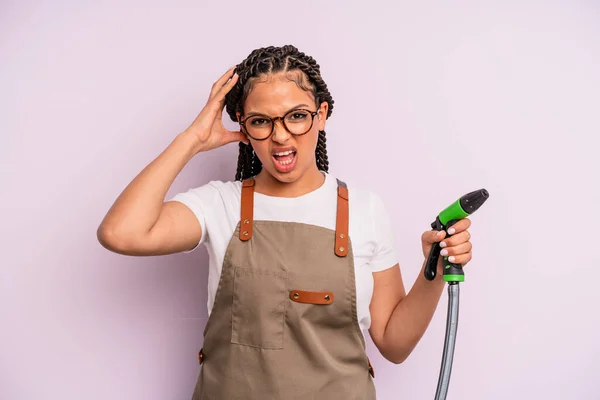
[239,109,319,141]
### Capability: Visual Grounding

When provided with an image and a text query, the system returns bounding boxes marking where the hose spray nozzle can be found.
[424,189,489,282]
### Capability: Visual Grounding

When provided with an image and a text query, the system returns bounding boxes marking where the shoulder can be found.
[168,180,242,221]
[343,179,395,239]
[341,179,388,216]
[342,180,398,271]
[168,180,243,248]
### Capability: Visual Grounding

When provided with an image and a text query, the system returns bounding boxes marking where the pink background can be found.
[2,1,599,399]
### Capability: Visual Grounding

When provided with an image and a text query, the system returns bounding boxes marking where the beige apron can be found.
[192,178,376,399]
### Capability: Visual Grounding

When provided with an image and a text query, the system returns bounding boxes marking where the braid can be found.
[235,142,258,181]
[285,57,334,119]
[316,130,329,173]
[251,148,263,176]
[227,45,335,180]
[235,142,248,181]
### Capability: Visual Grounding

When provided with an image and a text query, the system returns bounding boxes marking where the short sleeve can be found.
[368,192,399,272]
[166,183,221,252]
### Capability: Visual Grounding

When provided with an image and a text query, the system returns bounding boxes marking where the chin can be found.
[267,167,301,183]
[263,160,308,184]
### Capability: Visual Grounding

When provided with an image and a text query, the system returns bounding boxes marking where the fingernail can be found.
[440,249,448,256]
[448,228,455,235]
[437,231,444,237]
[448,256,456,262]
[440,241,447,248]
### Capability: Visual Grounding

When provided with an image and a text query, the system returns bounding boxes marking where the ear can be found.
[317,101,328,131]
[235,111,251,143]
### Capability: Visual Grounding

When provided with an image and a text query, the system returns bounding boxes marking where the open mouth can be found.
[272,149,297,173]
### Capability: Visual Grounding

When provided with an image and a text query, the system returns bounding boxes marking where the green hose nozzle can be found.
[424,189,489,283]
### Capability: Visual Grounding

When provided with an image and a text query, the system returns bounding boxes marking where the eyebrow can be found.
[245,104,312,117]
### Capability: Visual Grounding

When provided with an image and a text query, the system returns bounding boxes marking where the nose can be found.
[271,118,290,144]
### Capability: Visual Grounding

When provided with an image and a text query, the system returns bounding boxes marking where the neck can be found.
[254,166,325,197]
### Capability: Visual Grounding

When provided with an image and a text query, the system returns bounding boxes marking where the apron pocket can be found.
[231,267,287,349]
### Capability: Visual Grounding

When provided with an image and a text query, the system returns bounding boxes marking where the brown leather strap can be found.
[335,180,349,257]
[289,290,334,305]
[240,179,255,241]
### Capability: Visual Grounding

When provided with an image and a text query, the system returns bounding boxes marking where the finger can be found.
[447,218,471,235]
[439,230,471,248]
[422,230,446,244]
[213,71,239,103]
[222,129,249,145]
[205,72,239,117]
[209,66,237,99]
[439,241,472,257]
[445,251,473,266]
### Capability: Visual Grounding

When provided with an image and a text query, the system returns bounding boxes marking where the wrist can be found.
[176,130,206,156]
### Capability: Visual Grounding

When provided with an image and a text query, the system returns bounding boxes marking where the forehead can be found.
[244,72,315,115]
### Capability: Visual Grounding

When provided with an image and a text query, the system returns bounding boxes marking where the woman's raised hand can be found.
[183,67,248,153]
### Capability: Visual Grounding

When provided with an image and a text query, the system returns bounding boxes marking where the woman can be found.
[97,45,473,399]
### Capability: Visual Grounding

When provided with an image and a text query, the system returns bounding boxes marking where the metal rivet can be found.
[324,295,331,301]
[243,219,250,224]
[339,234,345,239]
[293,293,299,299]
[243,231,249,236]
[339,247,345,252]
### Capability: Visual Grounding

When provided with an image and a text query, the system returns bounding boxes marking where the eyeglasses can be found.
[239,109,318,141]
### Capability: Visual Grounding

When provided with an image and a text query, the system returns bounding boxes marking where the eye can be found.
[288,111,309,121]
[249,117,270,126]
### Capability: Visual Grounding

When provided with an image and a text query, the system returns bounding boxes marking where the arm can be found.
[97,132,203,256]
[368,220,473,364]
[97,67,243,256]
[368,260,445,364]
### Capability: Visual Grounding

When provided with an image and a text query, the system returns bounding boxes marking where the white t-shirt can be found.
[168,172,398,332]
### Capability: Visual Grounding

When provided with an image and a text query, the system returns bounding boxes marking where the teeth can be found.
[274,150,294,156]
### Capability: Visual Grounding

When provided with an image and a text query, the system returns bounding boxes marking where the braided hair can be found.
[224,45,335,181]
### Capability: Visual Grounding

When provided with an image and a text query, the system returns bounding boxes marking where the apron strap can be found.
[240,177,349,255]
[239,179,255,241]
[335,179,349,257]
